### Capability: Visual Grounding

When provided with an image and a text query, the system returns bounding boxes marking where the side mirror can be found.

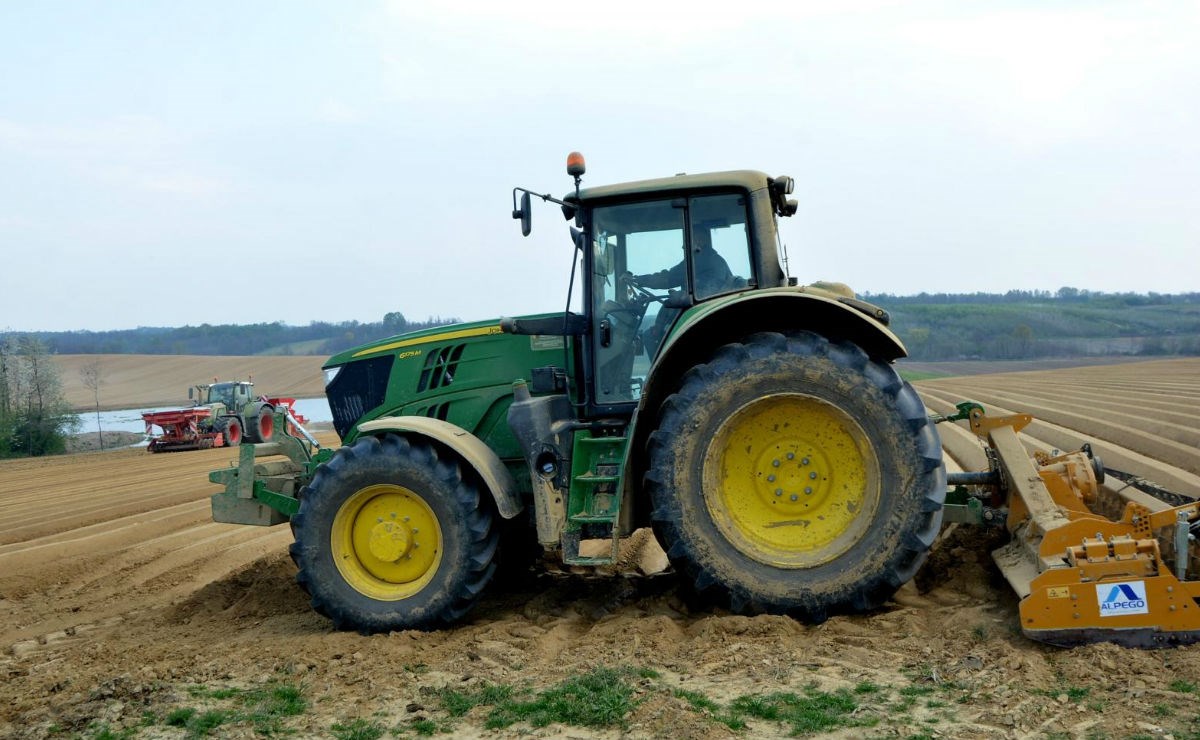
[512,190,532,236]
[188,387,194,400]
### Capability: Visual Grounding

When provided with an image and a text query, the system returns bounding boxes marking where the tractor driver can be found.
[633,228,733,296]
[632,228,735,356]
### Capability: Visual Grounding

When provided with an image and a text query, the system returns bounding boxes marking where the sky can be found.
[1,1,1197,333]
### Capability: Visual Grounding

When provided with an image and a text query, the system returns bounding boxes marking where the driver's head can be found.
[692,229,713,252]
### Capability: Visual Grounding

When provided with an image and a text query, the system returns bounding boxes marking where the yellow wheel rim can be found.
[330,484,442,601]
[703,394,880,568]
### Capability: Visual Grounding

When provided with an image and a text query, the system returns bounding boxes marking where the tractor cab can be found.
[512,152,799,415]
[192,381,254,411]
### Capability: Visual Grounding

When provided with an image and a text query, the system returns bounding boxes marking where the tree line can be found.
[0,336,78,457]
[20,312,460,357]
[863,289,1200,361]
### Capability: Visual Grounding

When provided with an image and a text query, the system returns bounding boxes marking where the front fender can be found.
[356,416,523,519]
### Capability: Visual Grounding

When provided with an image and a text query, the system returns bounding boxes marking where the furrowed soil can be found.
[2,357,1199,738]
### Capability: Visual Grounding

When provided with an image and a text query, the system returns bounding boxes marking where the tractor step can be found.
[562,432,627,566]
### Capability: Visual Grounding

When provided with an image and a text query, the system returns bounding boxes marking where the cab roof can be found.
[572,170,773,203]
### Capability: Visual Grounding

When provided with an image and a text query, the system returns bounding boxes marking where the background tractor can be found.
[210,154,1199,646]
[145,380,304,452]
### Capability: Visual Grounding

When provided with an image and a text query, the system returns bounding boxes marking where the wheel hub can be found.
[367,520,413,563]
[704,393,880,568]
[331,484,442,600]
[754,446,833,512]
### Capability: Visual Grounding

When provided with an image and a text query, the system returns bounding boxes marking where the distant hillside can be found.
[18,312,460,357]
[864,289,1200,361]
[9,291,1200,362]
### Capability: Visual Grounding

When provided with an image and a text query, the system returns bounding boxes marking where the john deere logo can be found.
[1096,581,1149,616]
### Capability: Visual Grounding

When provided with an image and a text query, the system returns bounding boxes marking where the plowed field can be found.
[2,358,1199,739]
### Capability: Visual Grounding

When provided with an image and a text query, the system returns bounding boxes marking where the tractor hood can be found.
[322,313,574,444]
[324,318,508,369]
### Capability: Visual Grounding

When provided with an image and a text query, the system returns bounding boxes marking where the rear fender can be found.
[356,416,523,519]
[625,288,907,525]
[656,287,904,371]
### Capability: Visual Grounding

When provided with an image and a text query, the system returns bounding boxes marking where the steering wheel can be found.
[620,272,666,306]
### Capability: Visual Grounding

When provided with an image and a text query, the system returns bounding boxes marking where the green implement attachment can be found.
[208,413,329,525]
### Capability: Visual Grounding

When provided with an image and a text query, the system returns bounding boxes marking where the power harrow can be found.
[938,402,1200,647]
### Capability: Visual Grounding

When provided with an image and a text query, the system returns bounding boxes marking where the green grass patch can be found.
[673,688,746,730]
[675,688,720,713]
[1170,680,1197,694]
[84,724,136,740]
[408,718,439,736]
[417,667,956,737]
[164,680,307,737]
[1035,686,1090,704]
[483,668,637,730]
[728,687,876,735]
[330,717,386,740]
[854,681,883,695]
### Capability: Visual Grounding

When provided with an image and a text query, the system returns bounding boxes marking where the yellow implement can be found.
[941,403,1200,647]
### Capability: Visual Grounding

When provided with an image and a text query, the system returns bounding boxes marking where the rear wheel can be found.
[247,408,274,443]
[289,434,498,632]
[645,331,944,621]
[217,417,242,447]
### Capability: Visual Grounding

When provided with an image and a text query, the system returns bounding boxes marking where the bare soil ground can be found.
[2,357,1199,739]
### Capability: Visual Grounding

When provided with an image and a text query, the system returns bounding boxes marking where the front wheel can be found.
[645,331,945,621]
[289,434,498,633]
[217,417,242,447]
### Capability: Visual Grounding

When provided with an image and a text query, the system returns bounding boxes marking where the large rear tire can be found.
[247,407,274,443]
[289,434,498,633]
[645,331,945,621]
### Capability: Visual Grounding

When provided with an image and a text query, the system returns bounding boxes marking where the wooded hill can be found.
[866,290,1200,360]
[13,290,1200,362]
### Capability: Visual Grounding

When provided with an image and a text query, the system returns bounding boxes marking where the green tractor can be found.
[210,153,945,633]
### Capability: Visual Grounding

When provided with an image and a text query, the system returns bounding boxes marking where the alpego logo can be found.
[1096,581,1149,616]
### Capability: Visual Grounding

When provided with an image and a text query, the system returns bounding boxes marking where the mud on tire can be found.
[289,434,498,633]
[645,331,945,621]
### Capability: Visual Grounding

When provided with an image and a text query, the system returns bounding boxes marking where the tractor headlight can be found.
[323,366,343,388]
